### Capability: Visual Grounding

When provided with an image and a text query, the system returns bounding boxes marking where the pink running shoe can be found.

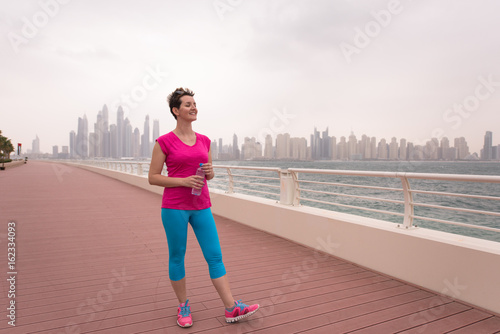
[225,299,260,323]
[177,300,193,328]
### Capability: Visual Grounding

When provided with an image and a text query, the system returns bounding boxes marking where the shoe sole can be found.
[177,320,193,328]
[225,305,260,323]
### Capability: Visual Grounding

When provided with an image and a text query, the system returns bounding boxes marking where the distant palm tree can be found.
[0,131,15,162]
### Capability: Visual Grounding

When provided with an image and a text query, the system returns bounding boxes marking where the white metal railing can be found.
[212,165,282,199]
[74,159,167,176]
[288,168,500,234]
[69,160,500,237]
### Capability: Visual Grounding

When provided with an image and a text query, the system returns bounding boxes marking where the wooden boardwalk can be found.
[0,161,499,334]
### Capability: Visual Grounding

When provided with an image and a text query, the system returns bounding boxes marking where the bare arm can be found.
[148,142,204,189]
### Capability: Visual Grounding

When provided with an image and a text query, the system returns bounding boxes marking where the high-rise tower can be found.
[482,131,493,160]
[142,115,150,157]
[117,106,124,158]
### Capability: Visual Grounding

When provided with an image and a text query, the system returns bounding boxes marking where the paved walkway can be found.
[0,161,499,333]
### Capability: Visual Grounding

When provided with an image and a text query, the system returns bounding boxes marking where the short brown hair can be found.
[167,87,195,120]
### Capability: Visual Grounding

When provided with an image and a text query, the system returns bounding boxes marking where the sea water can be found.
[211,160,500,242]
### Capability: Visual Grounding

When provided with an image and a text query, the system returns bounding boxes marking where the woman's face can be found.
[175,96,197,121]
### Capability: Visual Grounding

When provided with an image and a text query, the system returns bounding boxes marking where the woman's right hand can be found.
[184,175,205,189]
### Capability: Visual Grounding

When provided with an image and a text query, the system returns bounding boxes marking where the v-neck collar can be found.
[171,131,197,147]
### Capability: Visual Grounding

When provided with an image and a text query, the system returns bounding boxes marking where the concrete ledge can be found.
[64,161,500,315]
[66,162,164,196]
[1,160,26,170]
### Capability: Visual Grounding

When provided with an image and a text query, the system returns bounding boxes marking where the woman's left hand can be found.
[202,163,214,179]
[201,162,214,179]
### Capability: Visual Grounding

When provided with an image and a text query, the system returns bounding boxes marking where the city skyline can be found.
[2,1,500,157]
[24,103,498,161]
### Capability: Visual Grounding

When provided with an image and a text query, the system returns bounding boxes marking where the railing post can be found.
[291,170,300,206]
[279,169,295,205]
[399,175,415,229]
[227,168,234,194]
[137,163,143,176]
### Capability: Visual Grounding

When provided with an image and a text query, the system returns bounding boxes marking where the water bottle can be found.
[191,163,205,196]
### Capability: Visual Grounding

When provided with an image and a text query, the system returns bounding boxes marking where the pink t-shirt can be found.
[156,131,212,210]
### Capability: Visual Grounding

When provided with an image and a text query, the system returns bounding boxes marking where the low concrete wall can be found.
[71,162,164,196]
[1,160,26,170]
[66,162,500,315]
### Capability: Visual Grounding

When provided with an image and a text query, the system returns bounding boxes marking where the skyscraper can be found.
[370,137,377,159]
[133,128,140,158]
[361,135,370,159]
[102,105,110,158]
[440,137,452,160]
[311,127,320,160]
[264,134,273,159]
[407,142,415,160]
[232,134,240,160]
[110,124,118,158]
[94,110,103,157]
[454,137,469,160]
[348,132,357,160]
[427,138,439,160]
[142,115,150,157]
[211,140,218,160]
[330,136,337,160]
[378,138,388,160]
[124,119,132,157]
[482,131,493,160]
[88,133,95,158]
[76,115,88,158]
[242,137,259,160]
[69,130,76,158]
[389,137,398,160]
[255,141,263,159]
[153,119,160,143]
[399,138,407,160]
[322,127,330,159]
[117,106,124,157]
[338,136,347,160]
[102,104,109,130]
[32,135,40,154]
[276,133,290,159]
[290,137,307,160]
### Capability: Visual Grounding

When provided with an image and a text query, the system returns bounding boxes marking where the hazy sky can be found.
[1,0,499,154]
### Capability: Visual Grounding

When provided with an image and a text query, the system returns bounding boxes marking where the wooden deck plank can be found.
[245,290,434,334]
[348,301,471,333]
[399,309,494,334]
[448,316,500,334]
[0,161,499,334]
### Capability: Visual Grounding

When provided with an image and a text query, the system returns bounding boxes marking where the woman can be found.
[148,87,259,328]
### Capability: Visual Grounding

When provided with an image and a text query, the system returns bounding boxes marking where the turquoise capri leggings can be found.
[161,207,226,281]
